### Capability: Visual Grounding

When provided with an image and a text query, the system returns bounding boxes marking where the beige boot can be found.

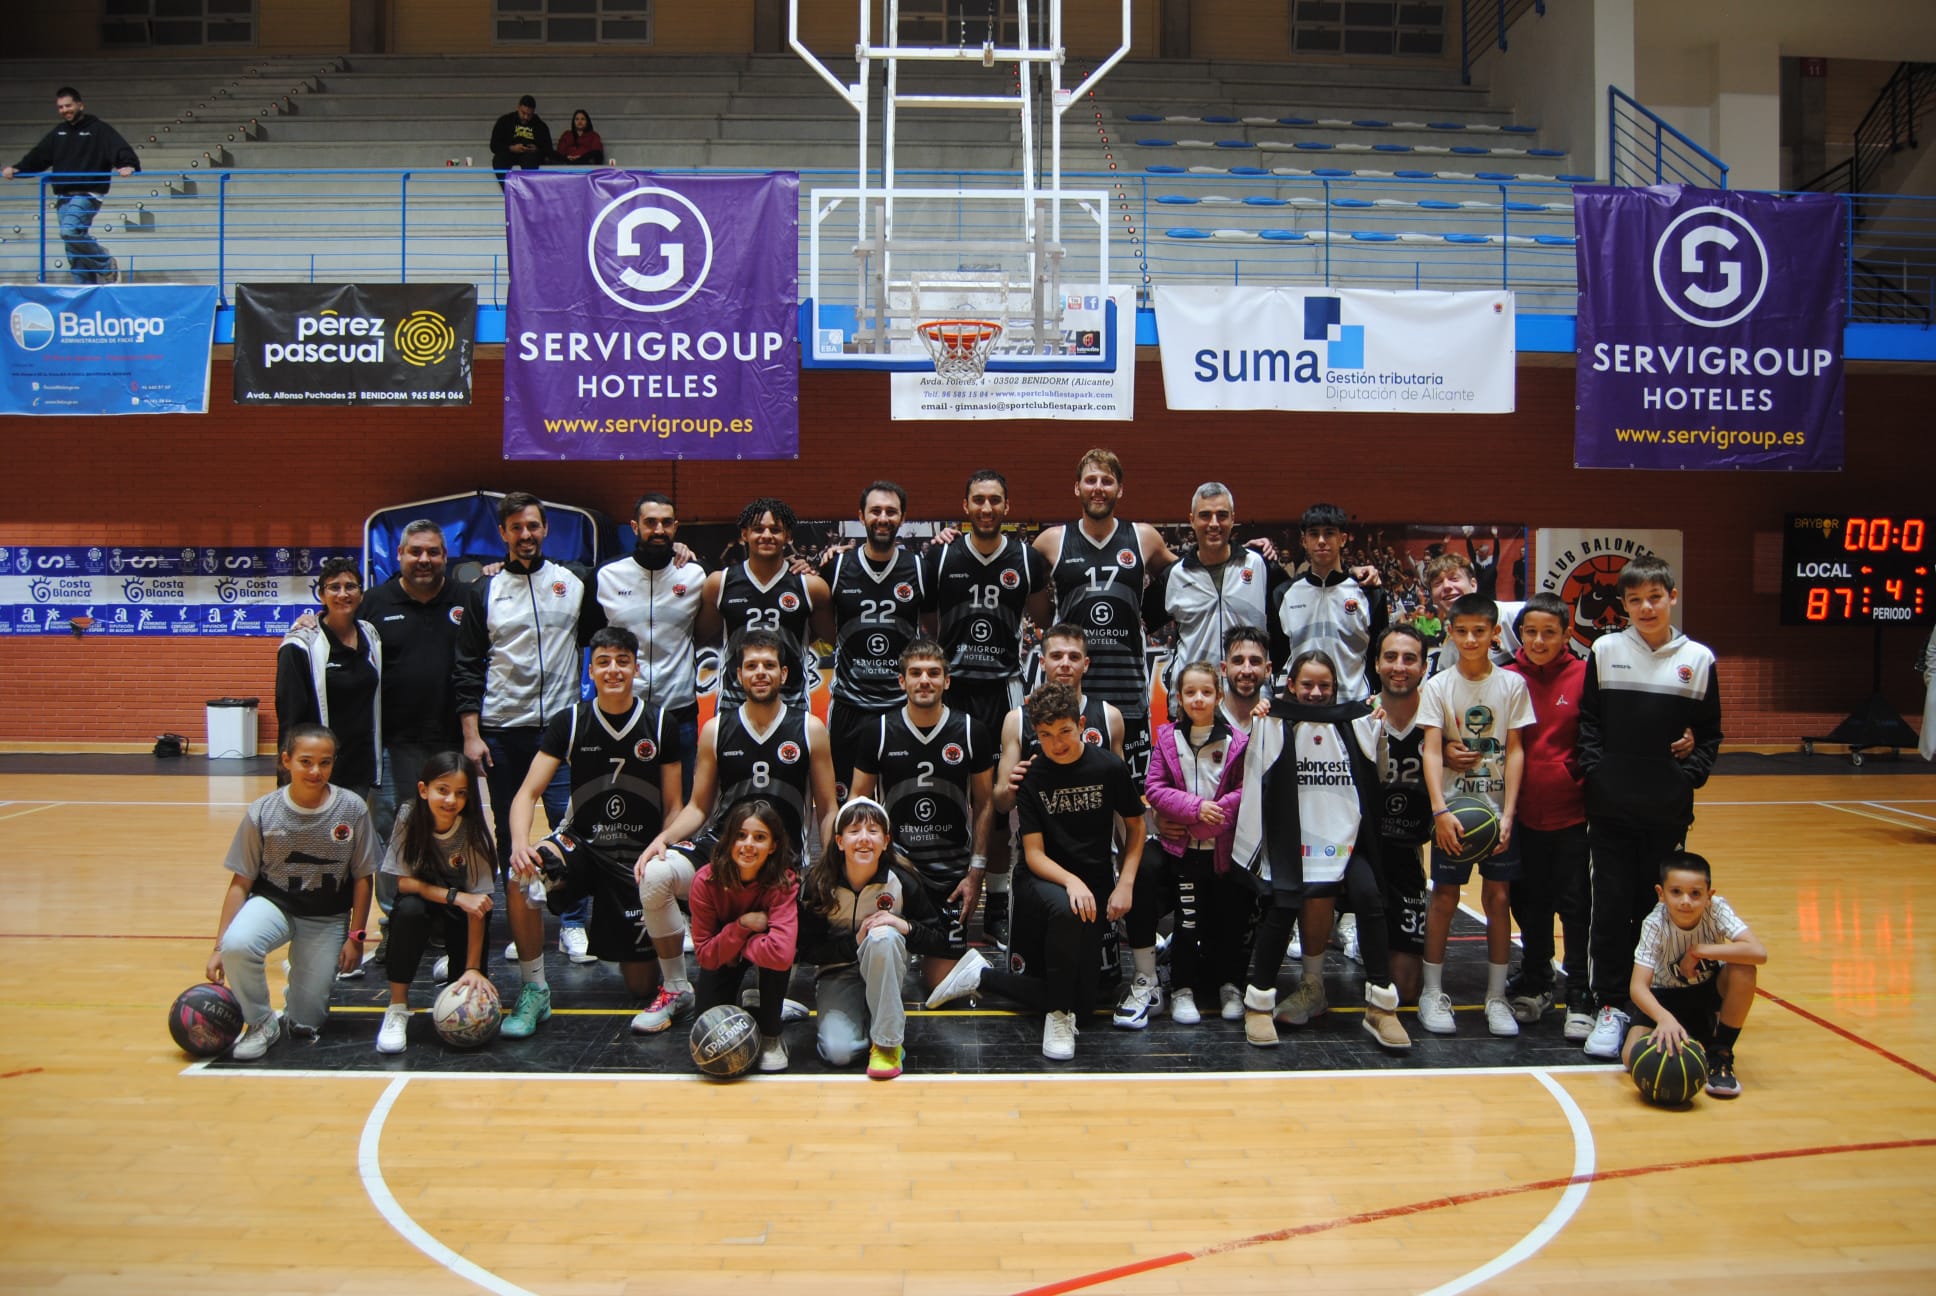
[1243,985,1279,1048]
[1363,981,1413,1052]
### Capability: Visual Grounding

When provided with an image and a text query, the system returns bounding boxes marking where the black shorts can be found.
[1430,832,1523,885]
[1118,708,1152,784]
[945,677,1020,744]
[826,698,896,802]
[1377,838,1429,957]
[909,864,970,950]
[1633,980,1722,1038]
[536,832,656,964]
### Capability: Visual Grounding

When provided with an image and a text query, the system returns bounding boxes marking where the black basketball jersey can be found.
[538,699,678,856]
[1052,519,1148,712]
[716,561,813,709]
[1377,713,1433,847]
[856,706,993,886]
[823,546,924,709]
[710,703,814,850]
[924,535,1047,683]
[1018,692,1113,760]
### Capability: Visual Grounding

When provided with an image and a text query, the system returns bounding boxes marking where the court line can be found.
[1698,798,1936,806]
[1,1067,44,1079]
[1814,801,1936,834]
[0,804,59,823]
[0,799,255,809]
[1863,800,1936,824]
[188,1060,1625,1084]
[1756,987,1936,1084]
[359,1076,540,1296]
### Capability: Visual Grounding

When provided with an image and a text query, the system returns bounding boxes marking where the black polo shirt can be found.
[361,576,469,745]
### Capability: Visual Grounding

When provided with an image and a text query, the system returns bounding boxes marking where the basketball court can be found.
[4,756,1933,1293]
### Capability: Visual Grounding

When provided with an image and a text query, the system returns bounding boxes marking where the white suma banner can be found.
[1154,286,1515,412]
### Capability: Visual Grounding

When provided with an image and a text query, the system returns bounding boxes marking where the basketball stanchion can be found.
[916,319,1004,383]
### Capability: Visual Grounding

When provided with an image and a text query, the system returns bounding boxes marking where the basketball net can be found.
[916,319,1003,383]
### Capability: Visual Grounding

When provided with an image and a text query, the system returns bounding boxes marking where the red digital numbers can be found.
[1841,517,1928,552]
[1804,587,1857,620]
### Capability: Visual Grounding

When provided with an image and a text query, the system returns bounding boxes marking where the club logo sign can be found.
[1651,207,1769,329]
[586,188,714,314]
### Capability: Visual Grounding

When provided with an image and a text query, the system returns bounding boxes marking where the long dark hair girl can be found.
[802,796,892,913]
[708,799,798,892]
[393,750,496,891]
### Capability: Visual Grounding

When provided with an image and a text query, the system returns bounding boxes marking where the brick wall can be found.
[2,358,1927,747]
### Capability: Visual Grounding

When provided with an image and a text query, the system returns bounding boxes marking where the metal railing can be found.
[1608,86,1729,189]
[1801,61,1935,197]
[1460,0,1544,86]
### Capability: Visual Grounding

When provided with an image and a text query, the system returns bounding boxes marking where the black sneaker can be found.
[1704,1049,1741,1099]
[982,909,1010,949]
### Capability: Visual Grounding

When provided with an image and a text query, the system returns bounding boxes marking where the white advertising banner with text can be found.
[890,287,1135,421]
[1155,286,1515,412]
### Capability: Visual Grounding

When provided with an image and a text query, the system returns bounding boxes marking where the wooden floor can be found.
[3,768,1934,1294]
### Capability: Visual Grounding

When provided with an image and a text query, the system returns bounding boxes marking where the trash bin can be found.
[206,697,260,759]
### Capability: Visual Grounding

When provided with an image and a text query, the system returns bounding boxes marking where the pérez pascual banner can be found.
[2,284,216,415]
[232,282,475,406]
[1574,185,1844,471]
[503,170,798,461]
[1154,286,1515,412]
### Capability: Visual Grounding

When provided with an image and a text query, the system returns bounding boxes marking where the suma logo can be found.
[1305,296,1364,370]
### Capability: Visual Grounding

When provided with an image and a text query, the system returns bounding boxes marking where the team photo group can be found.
[206,446,1759,1099]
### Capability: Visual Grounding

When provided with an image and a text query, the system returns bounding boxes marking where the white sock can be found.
[1302,953,1325,984]
[1487,961,1510,1001]
[1132,946,1158,980]
[520,956,547,989]
[660,951,689,990]
[1422,960,1444,997]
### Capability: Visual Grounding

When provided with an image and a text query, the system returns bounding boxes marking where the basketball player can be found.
[924,468,1050,940]
[1032,448,1179,783]
[501,627,684,1038]
[630,630,837,1033]
[849,638,995,984]
[822,480,927,799]
[1367,623,1432,1004]
[697,498,833,714]
[1143,482,1279,715]
[596,492,707,795]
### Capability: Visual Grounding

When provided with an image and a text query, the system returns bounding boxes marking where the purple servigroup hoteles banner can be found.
[1574,185,1844,471]
[504,170,799,460]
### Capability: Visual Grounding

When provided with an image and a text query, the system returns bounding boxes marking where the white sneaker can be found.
[1218,983,1245,1021]
[1112,973,1160,1030]
[1485,997,1521,1037]
[1418,990,1457,1035]
[1042,1010,1078,1060]
[739,988,810,1023]
[431,955,450,982]
[1584,1005,1630,1059]
[630,984,693,1033]
[560,926,595,963]
[229,1013,282,1061]
[1563,1008,1595,1042]
[503,940,520,962]
[924,947,989,1008]
[375,1004,410,1054]
[1170,988,1201,1025]
[758,1034,789,1072]
[1338,912,1361,964]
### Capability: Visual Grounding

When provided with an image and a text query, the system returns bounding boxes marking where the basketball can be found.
[690,1004,761,1079]
[1630,1035,1709,1105]
[432,979,502,1049]
[1441,794,1501,865]
[168,982,244,1057]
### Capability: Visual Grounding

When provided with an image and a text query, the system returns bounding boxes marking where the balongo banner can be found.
[1,284,216,416]
[1154,286,1515,412]
[232,282,475,406]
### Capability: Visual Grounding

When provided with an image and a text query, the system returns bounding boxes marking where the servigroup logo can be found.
[10,302,55,352]
[1651,206,1770,329]
[587,187,714,314]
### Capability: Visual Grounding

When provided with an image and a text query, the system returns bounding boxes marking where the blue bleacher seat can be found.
[1557,173,1595,182]
[1373,143,1414,152]
[1452,145,1490,155]
[1215,140,1250,148]
[1138,138,1176,147]
[1203,115,1240,124]
[1278,116,1316,126]
[1395,169,1438,179]
[1145,164,1187,173]
[1313,167,1356,176]
[1229,166,1270,176]
[1476,171,1518,181]
[1501,124,1538,133]
[1351,231,1399,242]
[1534,234,1577,246]
[1418,199,1462,210]
[1353,119,1391,128]
[1243,196,1290,206]
[1167,228,1211,239]
[1126,113,1163,122]
[1428,122,1467,131]
[1156,195,1199,204]
[1259,229,1308,241]
[1333,197,1374,208]
[1294,141,1334,150]
[1444,233,1490,244]
[1503,201,1546,212]
[1528,148,1566,157]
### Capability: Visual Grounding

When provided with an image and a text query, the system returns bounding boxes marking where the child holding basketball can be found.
[690,800,800,1073]
[1620,851,1763,1098]
[206,723,378,1061]
[374,751,498,1055]
[1418,593,1535,1038]
[797,797,954,1080]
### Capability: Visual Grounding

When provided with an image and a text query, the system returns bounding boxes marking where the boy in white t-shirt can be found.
[1418,593,1535,1038]
[1619,850,1764,1098]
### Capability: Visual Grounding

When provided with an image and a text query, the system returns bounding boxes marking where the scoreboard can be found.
[1780,514,1933,626]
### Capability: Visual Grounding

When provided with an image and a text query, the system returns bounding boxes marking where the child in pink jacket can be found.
[689,800,800,1072]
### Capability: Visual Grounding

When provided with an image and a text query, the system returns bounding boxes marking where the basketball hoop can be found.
[916,319,1003,383]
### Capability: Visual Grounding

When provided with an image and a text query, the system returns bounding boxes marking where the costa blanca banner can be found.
[0,544,358,637]
[1153,286,1515,412]
[889,287,1135,422]
[1533,528,1685,653]
[503,170,798,461]
[1,284,216,415]
[232,283,475,406]
[1574,186,1844,471]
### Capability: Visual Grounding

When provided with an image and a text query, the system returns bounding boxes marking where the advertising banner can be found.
[1574,185,1844,470]
[503,171,798,460]
[1154,286,1515,412]
[1533,528,1685,653]
[232,282,474,405]
[0,544,357,637]
[1,284,216,415]
[889,288,1135,421]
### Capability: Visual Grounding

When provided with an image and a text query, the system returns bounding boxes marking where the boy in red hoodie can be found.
[1501,593,1593,1039]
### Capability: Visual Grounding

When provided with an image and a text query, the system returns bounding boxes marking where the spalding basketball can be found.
[169,982,244,1057]
[1441,794,1502,866]
[432,979,502,1049]
[690,1004,761,1079]
[1630,1035,1709,1106]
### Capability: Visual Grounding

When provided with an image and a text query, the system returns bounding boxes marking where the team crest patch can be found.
[450,854,463,871]
[634,738,658,761]
[875,893,897,911]
[894,582,915,602]
[777,741,802,764]
[448,606,464,625]
[1240,566,1254,583]
[1008,950,1028,974]
[942,743,965,765]
[834,781,849,802]
[1343,598,1360,615]
[673,583,688,596]
[331,823,352,842]
[1117,548,1137,567]
[999,567,1021,589]
[778,592,801,612]
[1677,665,1694,683]
[550,581,568,598]
[1082,727,1104,746]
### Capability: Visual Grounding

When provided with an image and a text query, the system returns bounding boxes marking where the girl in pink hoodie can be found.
[690,800,800,1072]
